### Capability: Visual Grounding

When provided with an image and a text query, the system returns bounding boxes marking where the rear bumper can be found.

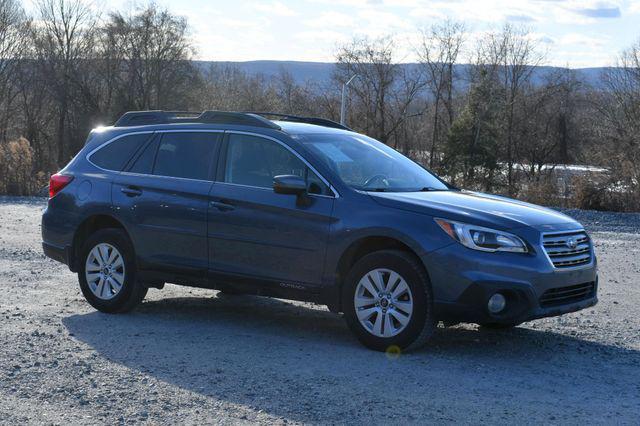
[42,203,80,272]
[42,242,75,271]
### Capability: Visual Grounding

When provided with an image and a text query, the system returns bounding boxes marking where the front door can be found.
[207,132,335,288]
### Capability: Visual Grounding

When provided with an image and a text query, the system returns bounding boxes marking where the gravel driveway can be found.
[1,197,639,424]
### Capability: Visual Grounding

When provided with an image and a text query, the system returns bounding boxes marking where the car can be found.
[42,110,598,351]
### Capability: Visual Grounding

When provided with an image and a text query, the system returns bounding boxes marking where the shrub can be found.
[517,176,563,207]
[570,175,638,212]
[0,137,37,195]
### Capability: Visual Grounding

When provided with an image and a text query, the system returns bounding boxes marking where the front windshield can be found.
[295,133,449,192]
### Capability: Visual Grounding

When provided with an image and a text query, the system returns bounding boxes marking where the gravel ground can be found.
[1,197,639,425]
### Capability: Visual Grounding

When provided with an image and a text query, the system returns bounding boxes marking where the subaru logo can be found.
[566,237,578,249]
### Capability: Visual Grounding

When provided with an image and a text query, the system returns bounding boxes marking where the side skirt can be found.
[137,269,329,305]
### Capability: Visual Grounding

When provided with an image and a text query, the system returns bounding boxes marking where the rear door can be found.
[207,131,335,288]
[113,130,222,277]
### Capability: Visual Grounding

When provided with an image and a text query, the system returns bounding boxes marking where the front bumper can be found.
[433,277,598,324]
[423,229,599,325]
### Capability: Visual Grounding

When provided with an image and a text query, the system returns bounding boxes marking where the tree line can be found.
[0,0,638,211]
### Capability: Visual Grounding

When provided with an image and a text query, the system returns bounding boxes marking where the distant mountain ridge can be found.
[195,60,612,88]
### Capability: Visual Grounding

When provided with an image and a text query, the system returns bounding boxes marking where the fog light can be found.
[488,293,506,314]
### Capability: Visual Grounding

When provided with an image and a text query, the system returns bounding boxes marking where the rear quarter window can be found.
[89,133,152,171]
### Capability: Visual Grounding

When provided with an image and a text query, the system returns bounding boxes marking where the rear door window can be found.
[89,133,152,171]
[153,132,221,180]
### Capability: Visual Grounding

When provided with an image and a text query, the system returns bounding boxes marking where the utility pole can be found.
[340,74,358,126]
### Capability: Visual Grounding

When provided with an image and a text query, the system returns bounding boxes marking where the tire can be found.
[478,322,522,330]
[342,250,436,352]
[78,228,147,313]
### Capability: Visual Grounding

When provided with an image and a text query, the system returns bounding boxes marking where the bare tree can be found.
[32,0,97,164]
[100,4,197,113]
[416,20,465,167]
[13,57,55,170]
[516,69,581,180]
[499,25,544,194]
[462,24,545,193]
[274,69,317,115]
[598,39,640,207]
[0,0,28,141]
[334,36,424,145]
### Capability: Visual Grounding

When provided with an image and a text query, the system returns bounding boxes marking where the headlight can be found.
[434,218,528,253]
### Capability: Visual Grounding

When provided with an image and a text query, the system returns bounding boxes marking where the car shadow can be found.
[63,294,640,423]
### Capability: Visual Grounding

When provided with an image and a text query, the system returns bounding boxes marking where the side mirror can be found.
[273,175,307,196]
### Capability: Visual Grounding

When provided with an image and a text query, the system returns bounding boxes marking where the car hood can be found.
[369,190,579,231]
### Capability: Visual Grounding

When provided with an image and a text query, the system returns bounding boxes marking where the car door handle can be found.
[210,200,235,211]
[121,186,142,197]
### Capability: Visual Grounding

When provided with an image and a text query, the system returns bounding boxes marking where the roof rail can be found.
[199,111,280,129]
[113,110,351,131]
[246,112,352,131]
[113,110,281,130]
[114,111,197,127]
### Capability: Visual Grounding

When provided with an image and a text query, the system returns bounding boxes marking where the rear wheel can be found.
[343,250,436,352]
[78,229,147,313]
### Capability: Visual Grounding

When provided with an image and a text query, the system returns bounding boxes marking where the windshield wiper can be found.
[365,187,437,192]
[363,187,446,193]
[417,187,448,192]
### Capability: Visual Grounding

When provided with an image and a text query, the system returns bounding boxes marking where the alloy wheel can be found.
[354,268,414,338]
[84,243,125,300]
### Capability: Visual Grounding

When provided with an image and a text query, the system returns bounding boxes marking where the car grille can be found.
[539,282,596,308]
[542,230,592,268]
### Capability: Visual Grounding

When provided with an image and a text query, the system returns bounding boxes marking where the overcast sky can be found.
[69,0,640,67]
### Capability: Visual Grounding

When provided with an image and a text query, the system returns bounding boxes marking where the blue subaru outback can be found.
[42,111,598,351]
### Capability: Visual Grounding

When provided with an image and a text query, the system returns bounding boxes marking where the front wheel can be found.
[78,229,147,313]
[343,250,436,352]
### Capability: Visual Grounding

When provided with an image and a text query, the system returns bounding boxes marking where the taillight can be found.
[49,173,74,198]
